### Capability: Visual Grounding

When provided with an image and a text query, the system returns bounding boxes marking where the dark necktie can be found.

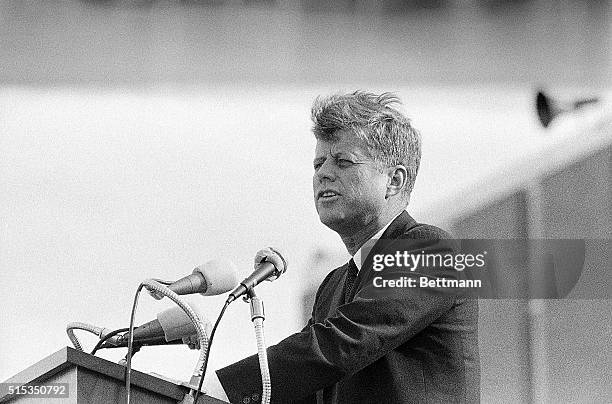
[344,258,358,304]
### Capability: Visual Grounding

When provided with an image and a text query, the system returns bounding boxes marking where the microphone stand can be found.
[244,289,271,404]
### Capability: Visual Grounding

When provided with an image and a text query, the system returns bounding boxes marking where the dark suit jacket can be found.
[217,212,480,403]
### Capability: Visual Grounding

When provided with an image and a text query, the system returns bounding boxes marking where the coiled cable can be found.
[66,322,112,351]
[125,279,209,404]
[253,316,271,404]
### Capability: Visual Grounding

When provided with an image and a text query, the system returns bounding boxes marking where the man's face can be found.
[313,130,390,235]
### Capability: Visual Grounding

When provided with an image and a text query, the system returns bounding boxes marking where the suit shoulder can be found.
[403,223,453,240]
[399,223,459,253]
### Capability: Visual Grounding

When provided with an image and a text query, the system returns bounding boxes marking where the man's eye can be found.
[313,163,322,170]
[336,159,354,167]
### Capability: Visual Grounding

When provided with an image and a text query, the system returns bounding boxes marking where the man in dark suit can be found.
[210,91,480,403]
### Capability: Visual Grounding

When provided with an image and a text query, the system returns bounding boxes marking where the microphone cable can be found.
[125,280,209,404]
[193,300,230,403]
[65,278,172,351]
[66,322,114,351]
[90,327,130,356]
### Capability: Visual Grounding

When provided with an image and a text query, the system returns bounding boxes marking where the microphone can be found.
[148,259,239,299]
[104,304,211,348]
[227,247,287,303]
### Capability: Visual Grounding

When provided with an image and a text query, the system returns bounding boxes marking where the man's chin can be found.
[317,212,348,233]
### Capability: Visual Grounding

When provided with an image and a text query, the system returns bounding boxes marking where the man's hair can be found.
[311,91,421,198]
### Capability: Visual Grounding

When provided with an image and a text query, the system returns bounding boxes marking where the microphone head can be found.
[256,247,287,282]
[157,301,212,342]
[193,259,239,296]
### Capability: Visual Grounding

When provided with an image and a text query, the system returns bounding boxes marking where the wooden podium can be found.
[0,347,227,403]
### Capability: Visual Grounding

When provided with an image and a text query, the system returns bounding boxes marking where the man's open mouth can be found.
[318,190,340,200]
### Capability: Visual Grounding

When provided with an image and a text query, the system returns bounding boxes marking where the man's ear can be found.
[386,165,407,198]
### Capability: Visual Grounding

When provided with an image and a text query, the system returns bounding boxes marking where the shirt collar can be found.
[352,211,403,272]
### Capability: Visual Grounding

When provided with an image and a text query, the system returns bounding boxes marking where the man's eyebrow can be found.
[331,150,361,160]
[313,157,326,164]
[330,150,350,157]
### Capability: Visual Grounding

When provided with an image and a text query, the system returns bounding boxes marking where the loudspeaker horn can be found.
[536,90,599,128]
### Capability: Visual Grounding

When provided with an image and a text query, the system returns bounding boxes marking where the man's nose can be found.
[315,159,336,182]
